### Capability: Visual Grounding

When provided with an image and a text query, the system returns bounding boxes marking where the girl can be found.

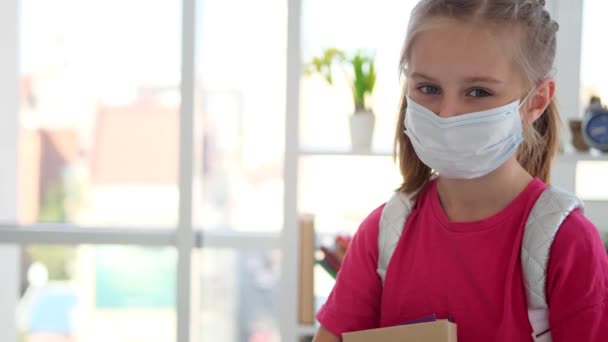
[314,0,608,341]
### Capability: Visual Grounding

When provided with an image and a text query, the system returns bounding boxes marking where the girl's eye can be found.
[467,88,492,97]
[418,85,441,95]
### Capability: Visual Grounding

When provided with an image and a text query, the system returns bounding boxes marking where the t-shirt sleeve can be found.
[315,205,384,337]
[547,209,608,341]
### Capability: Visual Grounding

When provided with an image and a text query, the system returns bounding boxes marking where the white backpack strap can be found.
[377,191,414,283]
[521,186,584,341]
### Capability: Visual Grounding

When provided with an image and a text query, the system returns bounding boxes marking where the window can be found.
[2,0,285,341]
[193,0,287,233]
[197,249,280,341]
[16,245,177,342]
[18,0,181,227]
[580,0,608,113]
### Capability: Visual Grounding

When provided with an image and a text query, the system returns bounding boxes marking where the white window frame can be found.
[0,0,20,339]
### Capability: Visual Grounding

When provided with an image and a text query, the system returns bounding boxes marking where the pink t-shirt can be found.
[316,178,608,341]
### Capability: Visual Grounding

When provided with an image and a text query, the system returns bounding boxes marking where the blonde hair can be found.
[394,0,560,194]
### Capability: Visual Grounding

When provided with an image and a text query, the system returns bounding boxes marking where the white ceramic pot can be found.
[349,110,375,151]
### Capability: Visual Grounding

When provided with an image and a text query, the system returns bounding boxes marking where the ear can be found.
[524,78,556,124]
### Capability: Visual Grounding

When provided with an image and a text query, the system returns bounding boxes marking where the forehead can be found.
[408,18,520,81]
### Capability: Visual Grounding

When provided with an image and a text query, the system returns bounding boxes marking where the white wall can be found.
[0,0,20,339]
[550,0,584,144]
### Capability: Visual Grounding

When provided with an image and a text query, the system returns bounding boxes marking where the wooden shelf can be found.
[556,150,608,162]
[298,148,608,161]
[299,146,393,157]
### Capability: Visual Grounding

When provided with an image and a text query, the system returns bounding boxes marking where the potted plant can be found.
[305,48,377,150]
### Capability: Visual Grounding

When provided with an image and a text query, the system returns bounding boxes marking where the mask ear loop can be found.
[519,67,557,109]
[518,67,558,130]
[519,87,538,109]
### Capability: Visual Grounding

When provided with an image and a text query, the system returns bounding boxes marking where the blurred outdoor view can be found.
[17,0,283,340]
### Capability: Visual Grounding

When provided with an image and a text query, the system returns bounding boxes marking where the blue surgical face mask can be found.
[404,92,535,179]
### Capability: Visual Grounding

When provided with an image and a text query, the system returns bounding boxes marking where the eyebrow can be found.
[463,76,504,84]
[409,72,504,84]
[409,72,438,82]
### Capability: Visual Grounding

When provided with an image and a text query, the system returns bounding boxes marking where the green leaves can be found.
[350,52,376,111]
[305,48,376,112]
[304,48,346,85]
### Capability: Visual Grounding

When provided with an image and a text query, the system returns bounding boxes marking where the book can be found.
[320,246,341,274]
[318,258,337,279]
[298,214,315,325]
[343,319,457,342]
